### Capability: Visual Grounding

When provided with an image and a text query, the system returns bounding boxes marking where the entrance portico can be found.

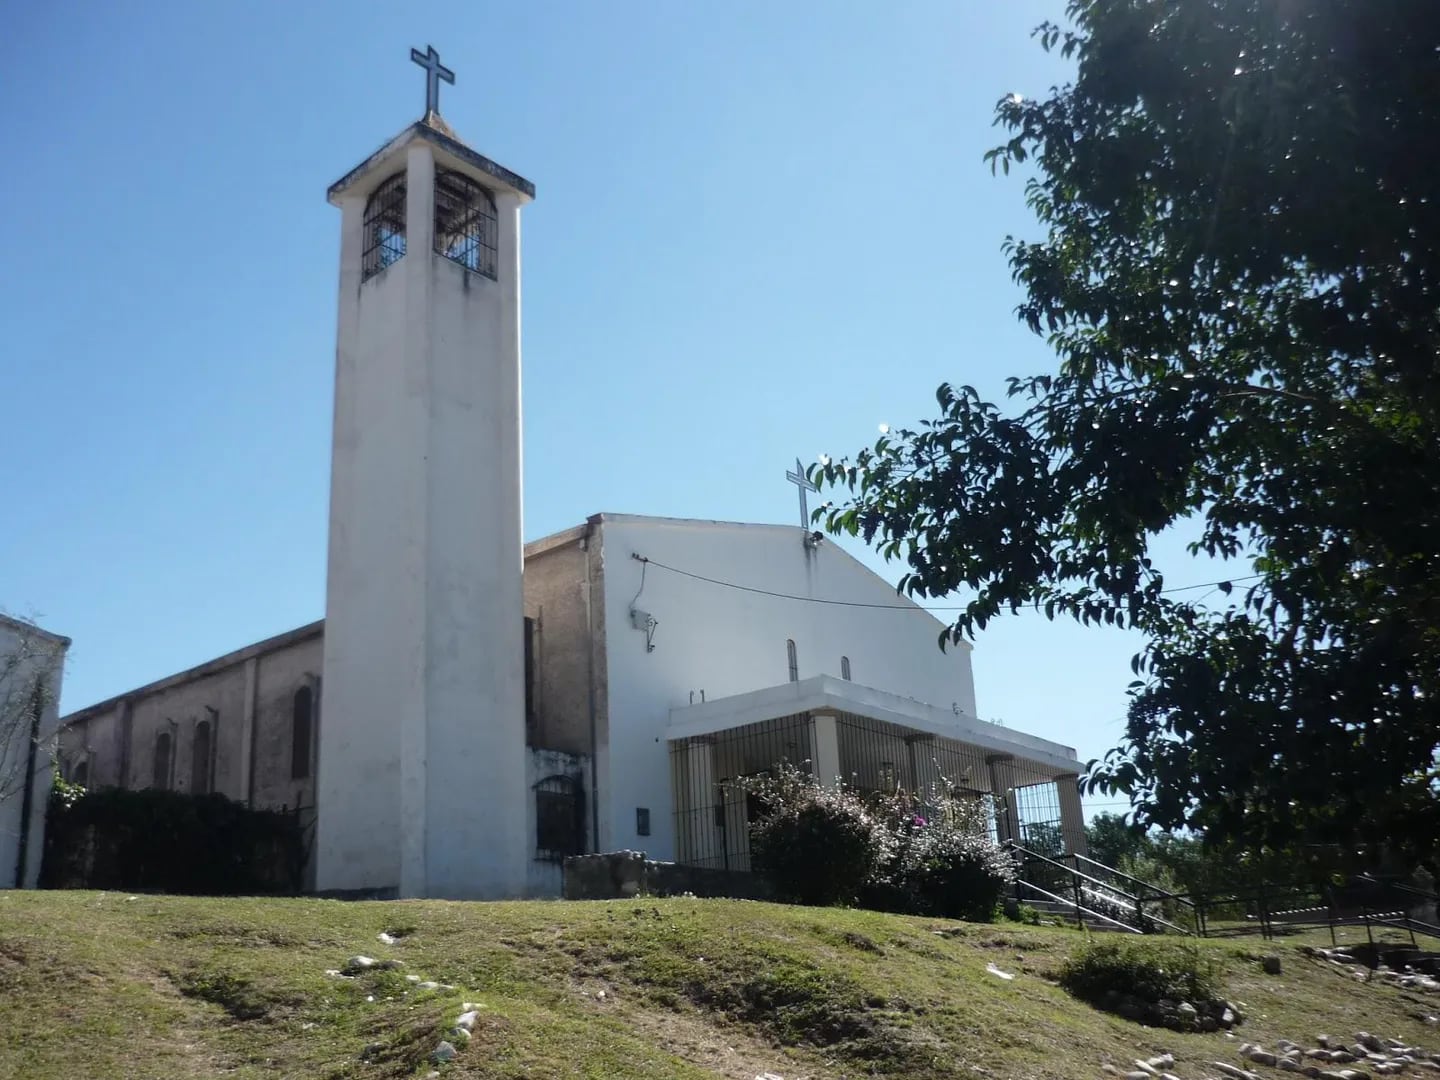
[667,675,1087,873]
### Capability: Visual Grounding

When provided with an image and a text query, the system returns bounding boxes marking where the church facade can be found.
[59,512,1089,896]
[56,52,1087,899]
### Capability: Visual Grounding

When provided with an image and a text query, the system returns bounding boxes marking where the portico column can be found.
[986,754,1021,844]
[808,712,841,788]
[1056,773,1089,857]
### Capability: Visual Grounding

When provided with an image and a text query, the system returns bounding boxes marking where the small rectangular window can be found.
[636,807,651,837]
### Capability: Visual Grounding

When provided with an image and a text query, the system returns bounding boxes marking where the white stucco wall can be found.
[0,617,68,889]
[595,516,979,860]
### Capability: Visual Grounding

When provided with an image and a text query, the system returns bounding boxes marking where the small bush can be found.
[742,766,883,907]
[1058,939,1222,1008]
[1010,903,1041,926]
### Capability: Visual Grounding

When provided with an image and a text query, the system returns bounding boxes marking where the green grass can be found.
[0,891,1436,1080]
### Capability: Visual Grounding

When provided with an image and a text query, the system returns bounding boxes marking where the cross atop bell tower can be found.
[410,44,454,116]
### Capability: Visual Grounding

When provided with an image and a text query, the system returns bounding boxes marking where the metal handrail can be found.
[1007,842,1195,935]
[1006,842,1146,904]
[1355,875,1440,905]
[1015,879,1143,934]
[1015,856,1440,945]
[1073,882,1194,936]
[1372,915,1440,945]
[1073,853,1190,904]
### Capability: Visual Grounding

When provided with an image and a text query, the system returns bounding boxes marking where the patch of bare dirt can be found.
[626,1002,827,1080]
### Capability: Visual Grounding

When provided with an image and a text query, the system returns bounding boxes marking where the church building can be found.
[57,50,1087,899]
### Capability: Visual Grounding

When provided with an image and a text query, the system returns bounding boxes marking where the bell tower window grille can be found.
[361,172,407,281]
[434,168,498,279]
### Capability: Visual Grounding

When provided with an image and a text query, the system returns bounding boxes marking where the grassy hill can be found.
[0,891,1436,1080]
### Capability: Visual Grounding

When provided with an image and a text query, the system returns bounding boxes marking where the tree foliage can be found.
[816,0,1440,872]
[1085,812,1149,870]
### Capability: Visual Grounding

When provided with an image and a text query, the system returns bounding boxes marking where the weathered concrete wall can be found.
[58,624,323,813]
[523,528,595,757]
[123,663,248,795]
[250,635,323,812]
[56,706,121,788]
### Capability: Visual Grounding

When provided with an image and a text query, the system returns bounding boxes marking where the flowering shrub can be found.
[865,788,1017,921]
[740,765,883,906]
[737,766,1015,920]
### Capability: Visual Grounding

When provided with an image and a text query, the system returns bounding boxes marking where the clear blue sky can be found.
[1,1,1219,807]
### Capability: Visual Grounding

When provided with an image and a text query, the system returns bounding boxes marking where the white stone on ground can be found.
[1213,1063,1259,1080]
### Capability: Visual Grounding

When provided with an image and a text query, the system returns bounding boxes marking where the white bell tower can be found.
[314,48,534,898]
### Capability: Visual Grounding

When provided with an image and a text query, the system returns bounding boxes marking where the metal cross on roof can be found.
[785,457,819,529]
[410,44,455,116]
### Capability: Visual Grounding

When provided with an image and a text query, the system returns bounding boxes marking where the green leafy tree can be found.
[817,0,1440,874]
[1085,812,1148,870]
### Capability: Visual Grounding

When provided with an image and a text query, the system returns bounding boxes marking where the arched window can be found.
[191,720,212,794]
[292,686,313,780]
[362,171,407,281]
[786,639,799,682]
[840,656,851,681]
[71,759,89,787]
[153,731,172,791]
[434,168,498,279]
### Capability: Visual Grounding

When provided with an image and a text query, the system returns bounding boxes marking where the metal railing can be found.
[1006,843,1440,948]
[1006,841,1194,935]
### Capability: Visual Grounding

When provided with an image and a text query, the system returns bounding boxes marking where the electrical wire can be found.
[630,554,1263,613]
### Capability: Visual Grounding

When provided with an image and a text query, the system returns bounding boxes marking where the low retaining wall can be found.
[563,851,773,902]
